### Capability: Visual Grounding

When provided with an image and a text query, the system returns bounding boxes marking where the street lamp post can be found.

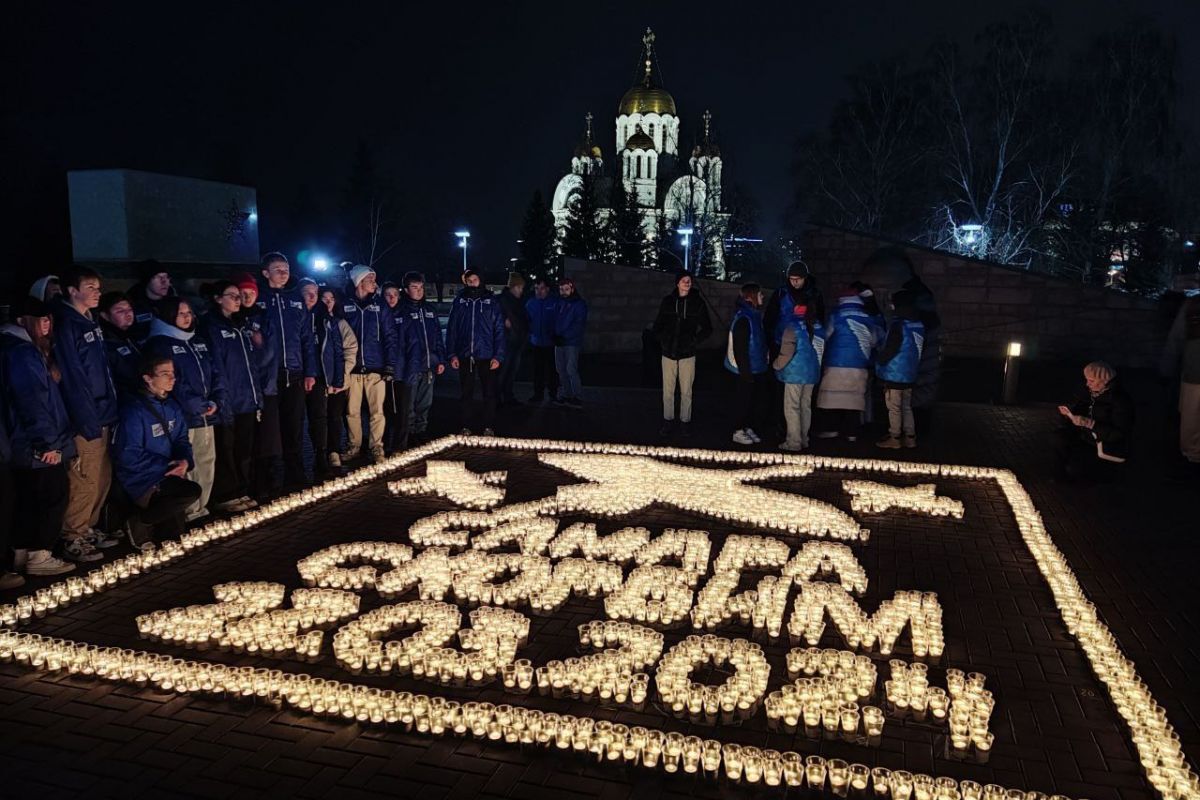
[677,227,694,272]
[454,230,470,272]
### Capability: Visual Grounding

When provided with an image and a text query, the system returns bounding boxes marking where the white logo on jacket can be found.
[172,345,186,354]
[83,331,95,343]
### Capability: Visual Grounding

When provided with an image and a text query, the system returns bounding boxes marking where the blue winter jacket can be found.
[0,398,10,466]
[724,300,769,375]
[446,288,506,362]
[312,310,346,389]
[553,295,588,347]
[100,319,143,397]
[112,392,194,502]
[199,312,262,423]
[0,325,78,469]
[398,297,447,381]
[526,296,559,347]
[774,318,825,385]
[823,296,883,371]
[240,307,278,396]
[144,318,227,429]
[343,291,399,374]
[257,284,318,382]
[52,300,119,440]
[876,319,926,387]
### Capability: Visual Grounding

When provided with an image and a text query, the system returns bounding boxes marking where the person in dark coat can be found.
[200,281,261,513]
[127,260,175,342]
[1056,361,1135,483]
[300,278,347,470]
[874,290,924,449]
[553,277,588,407]
[99,291,143,397]
[397,272,445,444]
[380,280,411,455]
[497,272,530,407]
[112,354,201,548]
[446,269,505,434]
[0,397,19,589]
[525,278,559,402]
[0,297,77,576]
[319,287,358,469]
[651,271,713,437]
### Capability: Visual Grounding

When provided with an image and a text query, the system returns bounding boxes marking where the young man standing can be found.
[553,277,588,407]
[298,278,345,475]
[128,260,174,342]
[497,273,530,406]
[398,272,446,444]
[257,253,318,488]
[446,269,504,435]
[875,291,924,450]
[651,271,712,437]
[343,264,399,463]
[98,292,143,397]
[53,266,121,558]
[525,278,559,402]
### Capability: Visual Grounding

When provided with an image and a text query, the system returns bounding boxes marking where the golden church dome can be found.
[619,83,677,117]
[624,125,656,151]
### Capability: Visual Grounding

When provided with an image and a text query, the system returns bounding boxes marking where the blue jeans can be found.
[555,345,581,400]
[409,371,435,435]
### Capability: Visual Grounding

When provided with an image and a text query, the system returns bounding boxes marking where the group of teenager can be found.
[0,256,601,589]
[652,259,934,452]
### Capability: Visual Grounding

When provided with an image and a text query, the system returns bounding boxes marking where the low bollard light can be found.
[1002,342,1021,404]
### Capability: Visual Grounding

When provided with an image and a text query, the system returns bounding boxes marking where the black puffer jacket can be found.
[1066,383,1135,460]
[652,291,713,360]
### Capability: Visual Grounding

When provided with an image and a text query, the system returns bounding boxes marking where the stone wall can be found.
[559,228,1174,368]
[800,226,1170,368]
[563,257,742,354]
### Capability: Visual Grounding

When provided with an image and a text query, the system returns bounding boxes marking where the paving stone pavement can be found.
[1,383,1197,800]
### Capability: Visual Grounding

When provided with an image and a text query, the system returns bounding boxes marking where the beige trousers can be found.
[783,383,815,448]
[63,428,112,538]
[662,356,696,422]
[347,372,387,453]
[187,426,216,516]
[1181,381,1200,463]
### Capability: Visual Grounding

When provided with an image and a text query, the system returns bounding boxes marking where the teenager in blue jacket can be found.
[299,278,346,475]
[52,265,122,557]
[257,253,318,488]
[446,269,505,435]
[814,287,883,441]
[99,291,143,397]
[343,265,399,464]
[112,354,201,548]
[875,290,925,449]
[381,281,412,455]
[200,280,262,514]
[0,297,77,576]
[772,307,825,452]
[0,399,17,589]
[398,271,446,443]
[144,298,224,520]
[725,284,770,446]
[553,277,588,407]
[524,278,560,402]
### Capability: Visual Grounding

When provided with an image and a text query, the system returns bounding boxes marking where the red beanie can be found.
[233,273,258,292]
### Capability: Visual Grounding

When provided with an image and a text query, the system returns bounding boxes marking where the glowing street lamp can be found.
[312,256,330,273]
[677,227,694,272]
[455,230,471,273]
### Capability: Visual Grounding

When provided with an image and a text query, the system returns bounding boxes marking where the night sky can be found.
[6,0,1198,284]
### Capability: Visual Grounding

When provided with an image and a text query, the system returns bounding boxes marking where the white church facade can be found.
[551,29,730,276]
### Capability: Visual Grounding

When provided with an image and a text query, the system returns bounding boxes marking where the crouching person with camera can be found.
[112,355,201,550]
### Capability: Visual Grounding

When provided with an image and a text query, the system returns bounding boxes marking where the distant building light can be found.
[677,227,694,236]
[1186,240,1196,248]
[1007,341,1022,358]
[248,210,258,223]
[959,223,984,232]
[312,257,330,272]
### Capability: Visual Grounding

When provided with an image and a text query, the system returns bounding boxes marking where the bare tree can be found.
[926,14,1076,267]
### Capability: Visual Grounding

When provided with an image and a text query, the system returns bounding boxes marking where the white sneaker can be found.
[86,528,121,549]
[746,428,762,443]
[185,508,210,523]
[780,441,804,452]
[213,498,245,514]
[328,452,342,468]
[732,429,755,445]
[62,537,104,562]
[25,551,76,576]
[235,496,259,511]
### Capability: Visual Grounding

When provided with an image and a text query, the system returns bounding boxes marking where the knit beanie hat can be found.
[137,259,167,282]
[15,295,50,319]
[233,273,258,293]
[349,264,375,288]
[786,261,810,279]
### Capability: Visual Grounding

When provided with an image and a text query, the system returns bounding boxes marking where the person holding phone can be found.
[1055,361,1134,482]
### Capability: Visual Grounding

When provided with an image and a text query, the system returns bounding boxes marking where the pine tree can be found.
[606,180,647,268]
[560,171,604,262]
[518,190,557,278]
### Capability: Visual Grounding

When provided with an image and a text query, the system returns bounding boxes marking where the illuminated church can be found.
[551,28,730,276]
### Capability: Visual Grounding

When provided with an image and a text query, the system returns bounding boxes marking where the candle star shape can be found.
[389,461,508,509]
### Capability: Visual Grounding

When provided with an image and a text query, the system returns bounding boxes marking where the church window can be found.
[648,123,655,138]
[636,156,642,179]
